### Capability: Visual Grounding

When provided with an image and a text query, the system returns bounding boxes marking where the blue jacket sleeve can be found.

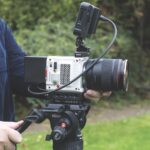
[3,20,28,95]
[4,22,26,77]
[4,20,44,98]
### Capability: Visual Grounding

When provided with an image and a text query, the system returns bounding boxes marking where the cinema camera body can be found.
[18,2,128,150]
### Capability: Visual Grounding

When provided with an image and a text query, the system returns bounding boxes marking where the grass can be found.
[18,113,150,150]
[83,114,150,150]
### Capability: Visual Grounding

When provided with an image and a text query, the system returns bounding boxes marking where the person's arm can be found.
[0,121,23,150]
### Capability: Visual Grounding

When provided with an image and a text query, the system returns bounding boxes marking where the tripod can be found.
[17,103,90,150]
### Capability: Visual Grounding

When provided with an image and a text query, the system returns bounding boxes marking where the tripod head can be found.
[17,103,90,150]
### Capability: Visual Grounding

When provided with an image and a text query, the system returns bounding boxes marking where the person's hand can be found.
[0,120,23,150]
[84,89,111,103]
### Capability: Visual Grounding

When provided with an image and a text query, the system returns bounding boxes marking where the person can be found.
[0,18,110,150]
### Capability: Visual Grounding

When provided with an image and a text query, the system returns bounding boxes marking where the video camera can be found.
[18,2,128,150]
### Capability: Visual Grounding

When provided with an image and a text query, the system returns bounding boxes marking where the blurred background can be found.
[0,0,149,149]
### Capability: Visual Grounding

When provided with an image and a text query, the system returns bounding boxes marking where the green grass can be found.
[18,114,150,150]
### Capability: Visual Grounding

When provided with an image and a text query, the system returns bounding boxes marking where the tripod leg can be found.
[53,139,83,150]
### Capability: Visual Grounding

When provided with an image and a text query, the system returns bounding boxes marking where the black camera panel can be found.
[24,56,46,84]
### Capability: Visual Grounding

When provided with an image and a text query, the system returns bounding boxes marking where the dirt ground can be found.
[24,102,150,133]
[87,104,150,123]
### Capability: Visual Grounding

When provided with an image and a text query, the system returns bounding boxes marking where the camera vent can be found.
[60,64,70,85]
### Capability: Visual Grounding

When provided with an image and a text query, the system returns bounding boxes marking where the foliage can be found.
[14,21,75,56]
[18,114,150,150]
[0,0,97,29]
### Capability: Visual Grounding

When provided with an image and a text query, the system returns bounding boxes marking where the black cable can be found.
[28,15,118,95]
[37,83,46,91]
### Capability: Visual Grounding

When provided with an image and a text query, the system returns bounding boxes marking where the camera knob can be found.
[52,126,67,141]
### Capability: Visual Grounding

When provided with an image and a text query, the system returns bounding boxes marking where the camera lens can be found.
[84,59,128,91]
